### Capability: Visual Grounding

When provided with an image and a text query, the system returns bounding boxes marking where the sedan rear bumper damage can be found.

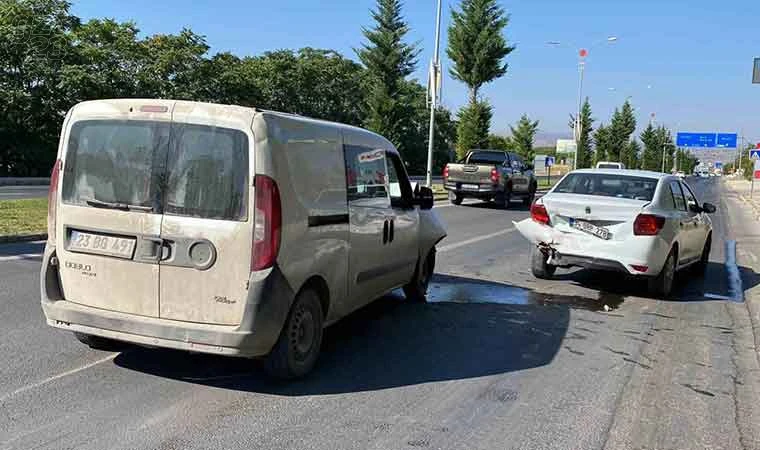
[514,219,669,276]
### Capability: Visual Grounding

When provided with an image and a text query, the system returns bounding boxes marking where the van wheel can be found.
[264,288,324,379]
[649,248,676,298]
[404,248,436,303]
[531,247,556,279]
[449,191,463,205]
[73,332,125,351]
[695,234,711,273]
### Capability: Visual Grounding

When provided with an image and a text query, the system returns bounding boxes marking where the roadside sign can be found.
[555,139,577,156]
[750,149,760,160]
[544,156,555,167]
[716,133,738,148]
[676,132,717,148]
[754,159,760,179]
[754,57,760,84]
[715,161,723,169]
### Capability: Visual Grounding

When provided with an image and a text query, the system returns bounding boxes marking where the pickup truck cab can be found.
[443,150,537,208]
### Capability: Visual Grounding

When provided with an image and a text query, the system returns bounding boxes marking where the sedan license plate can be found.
[461,184,479,191]
[69,231,136,258]
[570,219,611,240]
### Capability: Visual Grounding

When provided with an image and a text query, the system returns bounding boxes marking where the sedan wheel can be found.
[649,248,676,298]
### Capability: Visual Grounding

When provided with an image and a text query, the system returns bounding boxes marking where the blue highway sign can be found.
[716,133,738,148]
[676,132,717,148]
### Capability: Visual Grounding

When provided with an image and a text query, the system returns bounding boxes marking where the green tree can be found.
[509,114,540,162]
[594,124,612,164]
[609,100,637,161]
[447,0,514,156]
[640,124,660,171]
[487,134,512,151]
[569,98,595,168]
[456,101,492,159]
[623,140,641,169]
[357,0,419,155]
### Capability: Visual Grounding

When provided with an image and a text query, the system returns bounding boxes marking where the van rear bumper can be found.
[40,246,293,358]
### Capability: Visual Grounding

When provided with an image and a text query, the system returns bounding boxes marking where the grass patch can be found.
[0,198,48,237]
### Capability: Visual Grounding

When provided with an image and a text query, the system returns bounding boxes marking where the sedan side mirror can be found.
[414,185,435,210]
[702,202,716,214]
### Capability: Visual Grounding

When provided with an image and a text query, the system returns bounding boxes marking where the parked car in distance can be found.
[514,169,715,297]
[40,99,447,379]
[443,150,537,208]
[596,161,625,169]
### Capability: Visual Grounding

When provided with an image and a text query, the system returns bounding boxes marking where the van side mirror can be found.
[414,185,434,210]
[702,202,716,214]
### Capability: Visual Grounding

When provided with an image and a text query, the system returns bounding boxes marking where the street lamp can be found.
[548,36,618,169]
[424,0,443,188]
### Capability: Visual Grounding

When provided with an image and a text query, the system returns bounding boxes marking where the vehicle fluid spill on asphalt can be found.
[427,274,624,312]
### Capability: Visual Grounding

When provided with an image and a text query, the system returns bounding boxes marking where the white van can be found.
[41,99,446,378]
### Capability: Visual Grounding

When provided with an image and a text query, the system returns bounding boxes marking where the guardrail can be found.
[0,178,50,186]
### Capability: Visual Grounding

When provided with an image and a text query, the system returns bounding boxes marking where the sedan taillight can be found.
[531,202,551,225]
[633,214,665,236]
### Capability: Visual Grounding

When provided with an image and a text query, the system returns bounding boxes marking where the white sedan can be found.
[515,169,715,297]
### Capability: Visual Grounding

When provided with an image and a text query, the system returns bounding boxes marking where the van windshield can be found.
[62,120,249,221]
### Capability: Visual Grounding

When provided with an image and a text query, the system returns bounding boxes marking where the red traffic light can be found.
[579,49,588,58]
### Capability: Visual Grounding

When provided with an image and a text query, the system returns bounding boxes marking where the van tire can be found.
[649,248,676,298]
[73,332,125,351]
[264,288,324,380]
[531,247,556,279]
[404,248,436,303]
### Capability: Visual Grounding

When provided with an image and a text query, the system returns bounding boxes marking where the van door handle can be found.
[389,219,395,243]
[382,220,389,244]
[141,237,164,261]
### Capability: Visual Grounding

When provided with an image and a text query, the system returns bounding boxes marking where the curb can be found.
[0,178,50,186]
[0,234,47,244]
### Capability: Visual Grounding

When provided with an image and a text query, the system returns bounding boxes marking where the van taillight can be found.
[443,164,449,180]
[530,202,550,225]
[633,214,665,236]
[251,175,282,271]
[47,159,61,243]
[490,167,499,184]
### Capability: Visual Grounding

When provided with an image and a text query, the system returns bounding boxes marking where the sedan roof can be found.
[569,168,667,180]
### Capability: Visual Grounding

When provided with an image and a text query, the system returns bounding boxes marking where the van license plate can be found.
[69,231,136,258]
[569,219,611,240]
[461,184,479,191]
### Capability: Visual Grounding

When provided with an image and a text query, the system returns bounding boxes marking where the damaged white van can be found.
[41,99,446,378]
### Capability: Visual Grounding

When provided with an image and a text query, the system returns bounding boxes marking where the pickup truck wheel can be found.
[74,332,126,351]
[264,288,324,379]
[531,247,556,279]
[404,248,436,303]
[496,189,511,209]
[523,184,537,206]
[448,191,463,205]
[648,248,676,298]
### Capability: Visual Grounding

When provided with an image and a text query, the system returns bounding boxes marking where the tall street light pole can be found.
[425,0,443,188]
[548,36,617,170]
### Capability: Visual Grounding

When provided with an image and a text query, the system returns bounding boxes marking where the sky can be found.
[71,0,760,146]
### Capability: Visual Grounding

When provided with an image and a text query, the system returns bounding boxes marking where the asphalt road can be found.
[0,185,48,200]
[2,178,760,449]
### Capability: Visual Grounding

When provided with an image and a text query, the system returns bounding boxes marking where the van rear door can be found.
[57,101,173,317]
[157,103,253,326]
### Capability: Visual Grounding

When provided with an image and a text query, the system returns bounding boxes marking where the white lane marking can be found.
[438,227,517,253]
[0,253,43,262]
[0,353,117,403]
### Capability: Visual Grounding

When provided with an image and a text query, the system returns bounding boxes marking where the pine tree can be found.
[640,124,660,171]
[456,101,492,159]
[509,114,540,162]
[357,0,419,155]
[609,100,637,161]
[624,140,641,169]
[448,0,514,156]
[570,98,595,168]
[594,124,612,164]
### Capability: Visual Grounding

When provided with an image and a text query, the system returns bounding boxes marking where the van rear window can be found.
[62,120,249,221]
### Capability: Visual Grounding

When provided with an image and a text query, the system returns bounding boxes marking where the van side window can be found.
[344,144,389,207]
[385,152,414,208]
[165,124,249,221]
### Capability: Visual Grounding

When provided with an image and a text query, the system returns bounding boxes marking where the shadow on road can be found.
[458,201,531,212]
[552,261,760,302]
[114,274,572,395]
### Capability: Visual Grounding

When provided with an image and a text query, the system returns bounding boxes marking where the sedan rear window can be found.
[554,173,658,201]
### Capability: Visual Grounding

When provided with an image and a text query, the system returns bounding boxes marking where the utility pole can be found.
[425,0,443,188]
[574,53,586,170]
